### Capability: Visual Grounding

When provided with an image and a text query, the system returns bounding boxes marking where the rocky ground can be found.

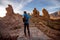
[17,27,52,40]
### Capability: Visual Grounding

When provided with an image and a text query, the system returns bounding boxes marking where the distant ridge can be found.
[50,11,60,19]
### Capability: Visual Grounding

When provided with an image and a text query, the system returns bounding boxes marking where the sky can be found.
[0,0,60,17]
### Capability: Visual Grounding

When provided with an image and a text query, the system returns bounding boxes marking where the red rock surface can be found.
[0,5,60,40]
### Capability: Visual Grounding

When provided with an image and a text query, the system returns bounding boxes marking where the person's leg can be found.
[24,24,27,37]
[27,24,30,37]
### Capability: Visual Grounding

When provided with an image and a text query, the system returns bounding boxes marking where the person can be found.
[23,11,30,37]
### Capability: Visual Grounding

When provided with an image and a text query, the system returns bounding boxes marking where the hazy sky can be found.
[0,0,60,17]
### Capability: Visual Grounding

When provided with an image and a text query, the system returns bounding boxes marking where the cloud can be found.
[0,6,6,17]
[33,0,60,14]
[0,0,33,17]
[42,0,60,13]
[55,0,60,2]
[0,0,60,17]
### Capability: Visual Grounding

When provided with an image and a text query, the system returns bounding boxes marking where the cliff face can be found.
[0,5,23,40]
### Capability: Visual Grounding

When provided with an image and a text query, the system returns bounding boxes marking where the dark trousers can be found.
[24,23,30,37]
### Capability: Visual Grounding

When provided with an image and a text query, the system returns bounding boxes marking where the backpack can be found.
[23,17,26,22]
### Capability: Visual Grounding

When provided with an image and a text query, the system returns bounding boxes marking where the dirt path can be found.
[17,27,51,40]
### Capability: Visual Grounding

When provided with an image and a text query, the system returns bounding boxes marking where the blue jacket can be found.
[23,13,30,24]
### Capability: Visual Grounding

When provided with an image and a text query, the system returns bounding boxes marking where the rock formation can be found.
[0,4,23,40]
[30,8,60,40]
[0,4,60,40]
[6,4,14,16]
[42,8,50,19]
[32,8,40,17]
